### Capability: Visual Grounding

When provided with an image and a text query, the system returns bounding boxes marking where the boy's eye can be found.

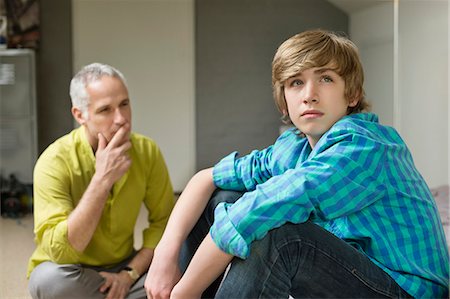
[321,75,333,83]
[290,79,303,86]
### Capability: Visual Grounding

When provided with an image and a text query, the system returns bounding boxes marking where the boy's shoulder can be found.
[327,112,404,146]
[339,112,379,127]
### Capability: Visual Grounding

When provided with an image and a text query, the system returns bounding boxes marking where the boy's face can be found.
[72,76,132,151]
[284,65,357,148]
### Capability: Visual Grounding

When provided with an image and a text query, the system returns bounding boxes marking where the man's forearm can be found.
[127,247,154,277]
[67,174,113,252]
[67,125,131,253]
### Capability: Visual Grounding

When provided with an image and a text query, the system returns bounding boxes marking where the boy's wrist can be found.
[155,240,181,259]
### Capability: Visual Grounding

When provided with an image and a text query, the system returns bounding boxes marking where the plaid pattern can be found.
[211,113,449,298]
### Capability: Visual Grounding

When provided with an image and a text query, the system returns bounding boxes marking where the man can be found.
[28,63,175,299]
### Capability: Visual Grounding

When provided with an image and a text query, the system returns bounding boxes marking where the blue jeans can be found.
[180,189,413,298]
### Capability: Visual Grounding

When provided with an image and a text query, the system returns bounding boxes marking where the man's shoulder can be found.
[130,132,158,150]
[129,132,163,162]
[36,128,86,164]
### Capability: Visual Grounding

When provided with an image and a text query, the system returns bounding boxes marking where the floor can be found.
[0,205,149,299]
[1,188,448,299]
[0,215,35,299]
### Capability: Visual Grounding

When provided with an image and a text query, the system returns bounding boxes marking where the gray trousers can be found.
[28,261,147,299]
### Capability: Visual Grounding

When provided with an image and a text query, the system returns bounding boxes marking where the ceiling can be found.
[326,0,389,14]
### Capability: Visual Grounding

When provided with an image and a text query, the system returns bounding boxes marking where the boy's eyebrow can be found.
[314,68,337,74]
[292,67,337,77]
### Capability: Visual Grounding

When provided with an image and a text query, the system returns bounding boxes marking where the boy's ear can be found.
[280,109,291,124]
[348,97,359,108]
[71,107,86,125]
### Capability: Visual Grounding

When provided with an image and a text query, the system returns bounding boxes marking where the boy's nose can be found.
[302,82,319,103]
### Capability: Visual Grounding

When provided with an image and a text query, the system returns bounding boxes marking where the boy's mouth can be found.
[301,110,323,118]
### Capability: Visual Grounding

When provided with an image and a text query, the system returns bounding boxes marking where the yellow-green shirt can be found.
[28,127,174,277]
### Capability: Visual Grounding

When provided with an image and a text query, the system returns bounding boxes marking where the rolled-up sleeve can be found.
[33,155,82,264]
[213,152,245,190]
[210,202,250,259]
[213,147,274,192]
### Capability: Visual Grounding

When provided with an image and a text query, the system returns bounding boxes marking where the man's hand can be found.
[95,123,132,188]
[145,251,182,299]
[99,271,134,299]
[67,123,132,252]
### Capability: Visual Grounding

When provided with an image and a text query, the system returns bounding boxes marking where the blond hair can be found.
[272,29,370,123]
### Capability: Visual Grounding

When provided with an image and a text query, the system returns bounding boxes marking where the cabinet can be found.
[0,49,37,184]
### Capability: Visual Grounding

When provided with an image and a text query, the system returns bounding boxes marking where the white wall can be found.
[72,0,448,190]
[350,2,394,126]
[72,0,195,192]
[350,0,449,188]
[398,0,448,189]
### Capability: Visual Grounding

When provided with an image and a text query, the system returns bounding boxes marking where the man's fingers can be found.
[108,123,131,148]
[97,133,107,151]
[99,278,111,293]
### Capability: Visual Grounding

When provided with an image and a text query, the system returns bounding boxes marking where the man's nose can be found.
[114,109,127,124]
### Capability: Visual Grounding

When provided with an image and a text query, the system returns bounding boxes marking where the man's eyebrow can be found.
[95,104,110,112]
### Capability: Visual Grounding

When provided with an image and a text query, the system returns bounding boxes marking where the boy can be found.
[145,30,449,298]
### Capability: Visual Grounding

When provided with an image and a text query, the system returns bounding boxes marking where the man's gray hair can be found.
[69,63,128,117]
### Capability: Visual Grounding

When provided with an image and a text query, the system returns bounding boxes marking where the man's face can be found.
[73,76,132,150]
[283,65,357,148]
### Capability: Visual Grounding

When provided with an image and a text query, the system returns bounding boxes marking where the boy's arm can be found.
[171,234,233,299]
[211,138,387,259]
[145,168,216,299]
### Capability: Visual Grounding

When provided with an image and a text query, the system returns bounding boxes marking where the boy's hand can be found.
[94,123,132,188]
[145,252,181,299]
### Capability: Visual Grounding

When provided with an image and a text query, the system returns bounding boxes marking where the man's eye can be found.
[98,107,110,113]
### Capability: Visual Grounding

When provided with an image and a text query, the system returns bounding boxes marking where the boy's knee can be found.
[208,189,243,211]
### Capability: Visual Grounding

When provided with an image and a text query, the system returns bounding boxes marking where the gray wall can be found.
[36,0,73,154]
[195,0,348,170]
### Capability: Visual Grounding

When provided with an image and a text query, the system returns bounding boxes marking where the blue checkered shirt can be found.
[211,113,449,298]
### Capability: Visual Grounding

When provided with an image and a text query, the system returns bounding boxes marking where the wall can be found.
[70,0,448,190]
[37,0,73,154]
[72,0,195,192]
[349,0,448,188]
[195,0,348,170]
[349,2,394,126]
[397,0,448,188]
